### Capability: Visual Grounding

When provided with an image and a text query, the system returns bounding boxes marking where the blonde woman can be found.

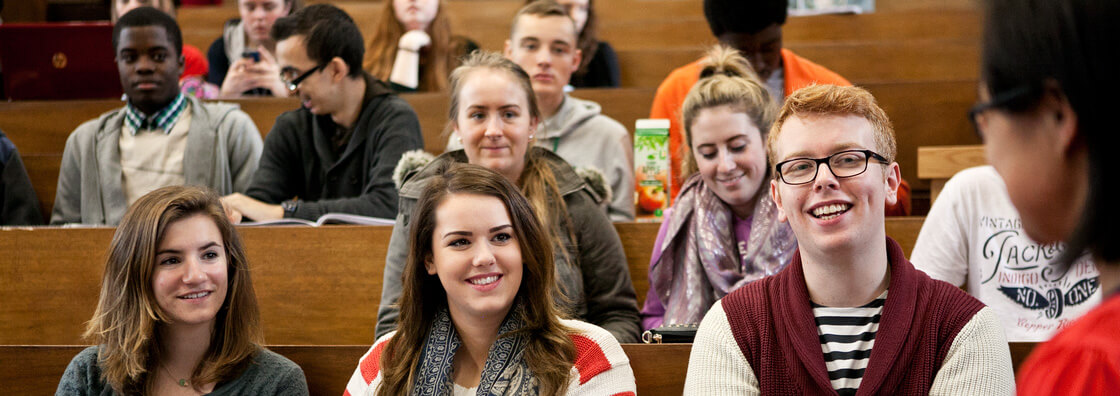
[56,186,307,395]
[642,46,797,330]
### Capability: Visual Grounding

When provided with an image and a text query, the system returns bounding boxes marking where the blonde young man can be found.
[684,85,1014,395]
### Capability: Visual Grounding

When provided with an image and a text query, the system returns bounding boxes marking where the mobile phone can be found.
[241,51,261,63]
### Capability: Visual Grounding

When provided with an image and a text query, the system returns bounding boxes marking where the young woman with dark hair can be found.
[376,51,641,343]
[973,0,1120,392]
[346,163,635,395]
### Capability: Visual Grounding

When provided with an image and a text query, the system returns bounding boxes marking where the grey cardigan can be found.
[56,346,309,395]
[375,148,641,342]
[50,95,263,225]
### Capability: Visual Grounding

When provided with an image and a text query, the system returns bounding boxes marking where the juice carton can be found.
[634,119,671,220]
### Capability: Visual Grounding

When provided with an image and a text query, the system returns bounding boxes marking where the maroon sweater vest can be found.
[722,237,986,395]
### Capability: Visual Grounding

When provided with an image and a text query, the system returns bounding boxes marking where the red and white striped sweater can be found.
[345,319,636,395]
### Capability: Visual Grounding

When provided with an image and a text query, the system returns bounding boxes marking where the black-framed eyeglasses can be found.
[968,84,1039,139]
[774,149,890,185]
[280,64,326,92]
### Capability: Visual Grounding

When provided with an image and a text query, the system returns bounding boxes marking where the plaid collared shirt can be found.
[123,93,187,135]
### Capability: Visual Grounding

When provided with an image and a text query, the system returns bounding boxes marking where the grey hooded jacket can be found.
[50,95,262,225]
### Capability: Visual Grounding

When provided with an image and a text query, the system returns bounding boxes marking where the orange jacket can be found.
[649,48,911,215]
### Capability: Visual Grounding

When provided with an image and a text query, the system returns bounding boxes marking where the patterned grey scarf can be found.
[650,173,797,326]
[411,304,538,395]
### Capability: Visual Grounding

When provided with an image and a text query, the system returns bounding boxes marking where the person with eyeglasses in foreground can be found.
[973,0,1120,394]
[683,84,1014,395]
[220,4,423,223]
[52,7,263,225]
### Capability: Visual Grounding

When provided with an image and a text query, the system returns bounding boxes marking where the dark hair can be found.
[270,3,365,77]
[703,0,787,36]
[113,6,183,56]
[378,163,575,395]
[981,0,1119,264]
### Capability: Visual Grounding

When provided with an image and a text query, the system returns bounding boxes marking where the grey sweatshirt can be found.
[56,346,309,395]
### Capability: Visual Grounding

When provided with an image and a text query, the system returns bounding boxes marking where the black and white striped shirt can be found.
[812,291,888,396]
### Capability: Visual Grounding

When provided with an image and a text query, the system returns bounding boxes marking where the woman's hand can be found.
[255,48,289,96]
[390,30,431,89]
[398,30,432,52]
[219,46,289,98]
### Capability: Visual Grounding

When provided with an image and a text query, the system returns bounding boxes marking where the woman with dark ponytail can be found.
[974,0,1120,393]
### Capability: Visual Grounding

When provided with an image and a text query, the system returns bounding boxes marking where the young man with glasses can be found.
[220,4,423,222]
[683,85,1014,395]
[52,7,262,225]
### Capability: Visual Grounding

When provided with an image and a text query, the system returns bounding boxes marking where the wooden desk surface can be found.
[1,218,924,345]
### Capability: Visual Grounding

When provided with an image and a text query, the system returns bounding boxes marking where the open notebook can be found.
[241,213,394,227]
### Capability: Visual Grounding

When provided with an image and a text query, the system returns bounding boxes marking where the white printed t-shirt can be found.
[910,165,1100,342]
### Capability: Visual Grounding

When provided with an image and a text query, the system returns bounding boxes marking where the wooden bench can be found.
[917,144,985,203]
[0,218,923,345]
[0,341,1036,395]
[177,2,978,55]
[0,81,977,220]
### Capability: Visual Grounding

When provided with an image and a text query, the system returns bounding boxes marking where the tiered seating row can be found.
[177,3,980,88]
[2,217,1035,394]
[0,342,1037,395]
[0,83,979,221]
[0,219,924,346]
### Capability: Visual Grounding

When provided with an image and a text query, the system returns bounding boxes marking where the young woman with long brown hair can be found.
[56,186,307,395]
[346,163,635,395]
[375,51,641,344]
[364,0,478,92]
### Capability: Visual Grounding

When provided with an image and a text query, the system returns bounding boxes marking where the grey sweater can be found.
[50,95,263,225]
[375,148,641,342]
[56,346,309,395]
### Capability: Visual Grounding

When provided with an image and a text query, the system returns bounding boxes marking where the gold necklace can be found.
[161,365,190,387]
